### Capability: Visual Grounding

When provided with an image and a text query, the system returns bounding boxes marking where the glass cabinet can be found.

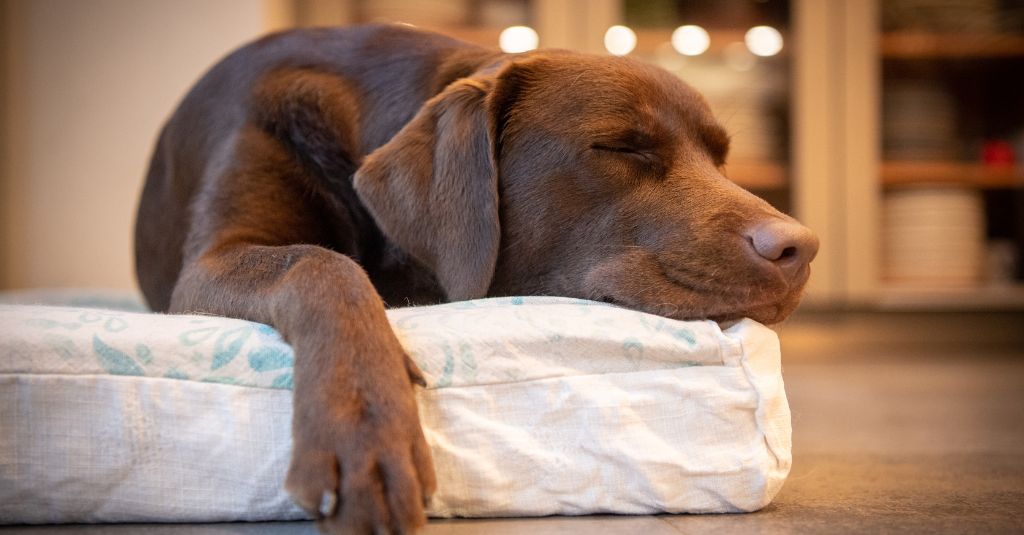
[875,0,1024,307]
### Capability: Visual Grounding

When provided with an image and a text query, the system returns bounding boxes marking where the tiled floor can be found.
[5,311,1024,534]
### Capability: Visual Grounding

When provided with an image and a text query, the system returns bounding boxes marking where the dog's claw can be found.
[319,490,338,518]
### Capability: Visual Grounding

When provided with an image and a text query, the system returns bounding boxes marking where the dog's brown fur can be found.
[135,24,816,534]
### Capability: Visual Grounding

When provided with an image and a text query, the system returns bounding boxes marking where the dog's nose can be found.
[745,219,819,280]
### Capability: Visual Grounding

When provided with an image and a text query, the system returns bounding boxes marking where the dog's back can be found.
[135,25,497,311]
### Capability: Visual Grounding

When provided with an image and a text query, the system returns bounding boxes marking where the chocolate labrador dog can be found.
[135,24,817,534]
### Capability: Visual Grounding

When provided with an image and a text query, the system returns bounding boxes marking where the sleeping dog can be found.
[135,24,817,534]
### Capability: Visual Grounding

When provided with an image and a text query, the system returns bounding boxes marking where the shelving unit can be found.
[881,31,1024,59]
[873,9,1024,310]
[790,0,1024,311]
[882,162,1023,189]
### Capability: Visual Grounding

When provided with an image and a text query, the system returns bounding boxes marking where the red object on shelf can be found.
[982,140,1015,168]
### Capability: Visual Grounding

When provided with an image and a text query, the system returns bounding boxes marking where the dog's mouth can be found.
[601,286,804,325]
[583,252,809,325]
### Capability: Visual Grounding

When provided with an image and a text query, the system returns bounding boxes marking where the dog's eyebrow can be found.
[593,127,659,149]
[700,124,730,165]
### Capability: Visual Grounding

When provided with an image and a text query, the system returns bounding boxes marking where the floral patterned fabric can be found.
[0,292,790,522]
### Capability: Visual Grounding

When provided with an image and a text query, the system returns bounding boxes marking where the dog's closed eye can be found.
[590,136,667,179]
[591,143,655,162]
[590,127,663,165]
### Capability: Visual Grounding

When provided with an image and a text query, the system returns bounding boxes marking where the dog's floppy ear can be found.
[354,70,508,301]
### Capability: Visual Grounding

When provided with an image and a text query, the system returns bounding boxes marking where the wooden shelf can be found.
[724,161,787,189]
[875,284,1024,310]
[882,31,1024,59]
[882,161,1024,188]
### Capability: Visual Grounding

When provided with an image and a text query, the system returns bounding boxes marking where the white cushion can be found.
[0,296,790,523]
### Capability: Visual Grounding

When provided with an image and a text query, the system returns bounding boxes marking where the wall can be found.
[0,0,283,291]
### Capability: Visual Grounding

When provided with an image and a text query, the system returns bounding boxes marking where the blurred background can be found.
[2,0,1023,318]
[0,1,1022,530]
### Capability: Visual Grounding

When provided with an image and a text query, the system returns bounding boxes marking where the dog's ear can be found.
[354,69,510,301]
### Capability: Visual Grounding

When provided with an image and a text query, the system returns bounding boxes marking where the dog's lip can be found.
[612,259,806,323]
[657,260,792,304]
[581,251,808,323]
[602,284,787,323]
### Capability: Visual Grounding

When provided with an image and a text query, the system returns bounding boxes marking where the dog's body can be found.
[136,24,817,534]
[137,26,491,311]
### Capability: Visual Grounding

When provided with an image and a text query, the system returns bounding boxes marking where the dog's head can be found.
[355,51,818,324]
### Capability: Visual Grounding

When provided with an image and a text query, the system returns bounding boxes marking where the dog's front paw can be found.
[285,359,435,534]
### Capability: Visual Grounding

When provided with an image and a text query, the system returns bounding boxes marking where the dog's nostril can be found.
[746,219,819,279]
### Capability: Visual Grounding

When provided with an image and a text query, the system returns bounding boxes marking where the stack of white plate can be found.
[883,187,985,286]
[883,81,958,161]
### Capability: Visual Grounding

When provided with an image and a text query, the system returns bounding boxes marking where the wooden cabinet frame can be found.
[793,0,880,307]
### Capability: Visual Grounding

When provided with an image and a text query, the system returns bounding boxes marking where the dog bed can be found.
[0,292,791,523]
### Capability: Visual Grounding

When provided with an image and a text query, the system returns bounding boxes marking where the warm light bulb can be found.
[604,25,637,56]
[671,25,710,56]
[499,25,539,53]
[744,25,783,57]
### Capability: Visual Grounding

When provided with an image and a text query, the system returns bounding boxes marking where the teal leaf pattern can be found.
[104,317,128,332]
[436,344,457,388]
[164,369,189,380]
[248,346,293,372]
[136,344,153,364]
[622,337,644,361]
[211,326,252,370]
[93,335,144,376]
[673,328,696,346]
[271,373,294,389]
[255,324,277,336]
[2,295,735,392]
[43,333,78,359]
[179,326,218,346]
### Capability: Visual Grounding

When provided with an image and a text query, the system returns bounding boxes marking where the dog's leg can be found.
[168,129,434,534]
